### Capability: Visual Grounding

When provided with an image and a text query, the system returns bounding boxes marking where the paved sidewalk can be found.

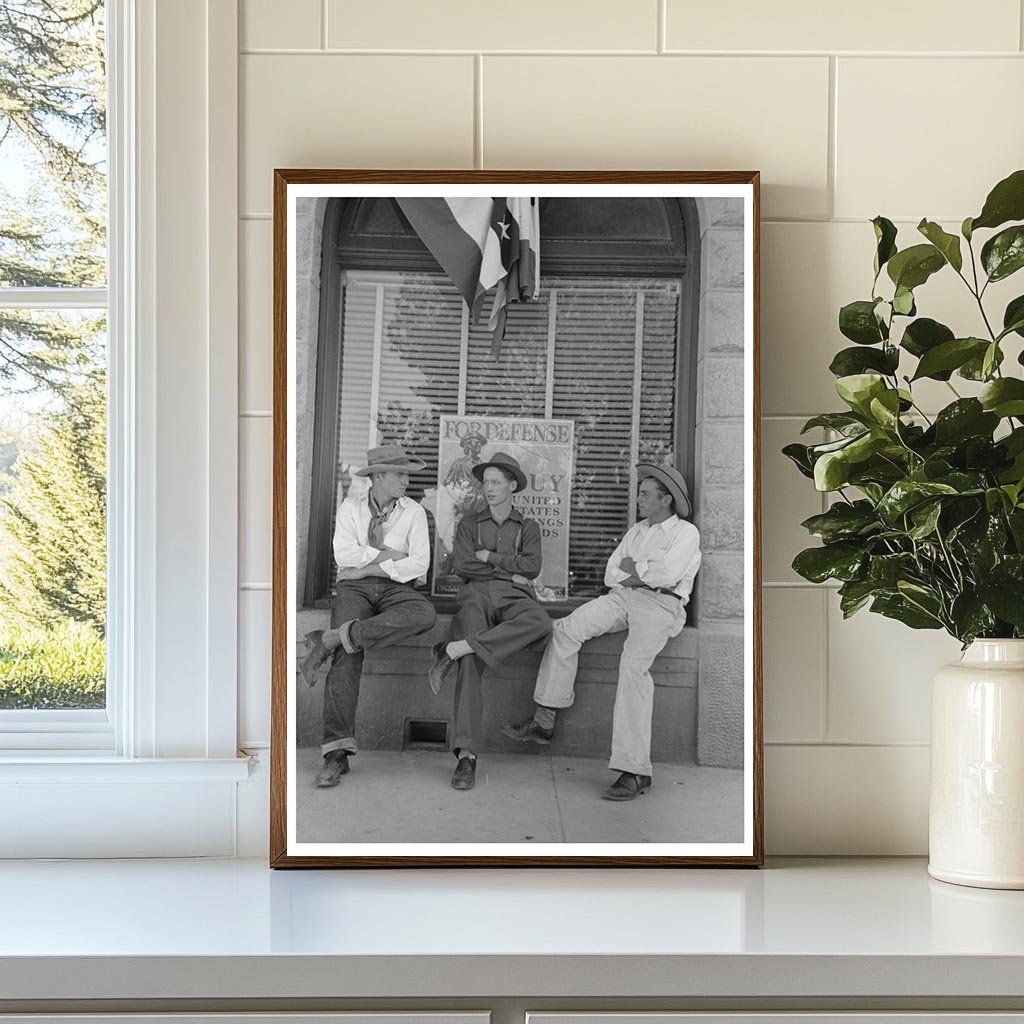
[295,747,744,844]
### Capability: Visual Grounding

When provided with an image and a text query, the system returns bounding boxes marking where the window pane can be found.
[330,272,679,601]
[0,309,106,709]
[0,1,107,288]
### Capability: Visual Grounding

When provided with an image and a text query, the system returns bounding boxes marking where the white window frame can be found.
[0,0,249,856]
[0,6,119,751]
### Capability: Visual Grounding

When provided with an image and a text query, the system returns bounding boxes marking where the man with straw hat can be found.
[428,451,552,792]
[300,444,437,788]
[502,463,701,801]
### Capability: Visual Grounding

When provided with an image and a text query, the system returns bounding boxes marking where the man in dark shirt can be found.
[428,451,552,791]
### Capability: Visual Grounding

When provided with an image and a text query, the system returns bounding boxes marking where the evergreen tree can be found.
[0,2,107,640]
[0,372,105,633]
[0,0,106,396]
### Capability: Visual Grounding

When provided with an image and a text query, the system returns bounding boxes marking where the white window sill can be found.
[0,755,252,782]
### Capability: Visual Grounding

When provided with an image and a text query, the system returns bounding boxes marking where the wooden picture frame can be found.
[271,170,762,867]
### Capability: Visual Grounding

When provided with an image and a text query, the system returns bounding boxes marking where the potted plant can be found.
[785,169,1024,889]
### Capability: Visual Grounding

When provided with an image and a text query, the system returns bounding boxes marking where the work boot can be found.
[300,630,331,687]
[451,754,476,791]
[602,772,652,801]
[314,750,350,788]
[428,641,454,695]
[501,717,553,745]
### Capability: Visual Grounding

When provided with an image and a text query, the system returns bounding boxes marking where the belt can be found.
[640,584,681,601]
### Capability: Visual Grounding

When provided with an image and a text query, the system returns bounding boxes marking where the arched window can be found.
[304,197,699,609]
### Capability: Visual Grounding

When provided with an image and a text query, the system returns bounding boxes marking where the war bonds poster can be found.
[433,415,574,601]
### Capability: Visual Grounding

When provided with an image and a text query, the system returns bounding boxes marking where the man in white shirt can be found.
[300,444,436,788]
[502,463,701,801]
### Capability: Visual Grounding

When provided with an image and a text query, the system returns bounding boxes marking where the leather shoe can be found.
[300,630,331,687]
[451,755,476,791]
[428,641,454,696]
[602,772,652,801]
[501,717,553,745]
[314,751,350,788]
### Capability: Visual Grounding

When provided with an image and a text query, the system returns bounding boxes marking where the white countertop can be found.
[1,857,1023,1001]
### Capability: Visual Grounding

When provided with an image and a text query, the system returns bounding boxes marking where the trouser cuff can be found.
[609,757,652,777]
[467,632,502,669]
[322,737,358,756]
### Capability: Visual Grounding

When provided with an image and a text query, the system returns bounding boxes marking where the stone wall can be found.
[296,610,699,764]
[693,197,747,768]
[294,197,328,605]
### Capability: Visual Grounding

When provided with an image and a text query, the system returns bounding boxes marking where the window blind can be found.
[331,270,679,599]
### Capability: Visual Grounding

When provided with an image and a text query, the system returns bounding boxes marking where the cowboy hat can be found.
[636,462,692,519]
[354,444,426,476]
[472,451,527,493]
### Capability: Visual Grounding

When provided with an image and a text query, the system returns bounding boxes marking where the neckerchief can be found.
[367,492,398,548]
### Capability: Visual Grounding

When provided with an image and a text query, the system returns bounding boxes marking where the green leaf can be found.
[809,433,865,456]
[982,341,1000,381]
[911,338,988,381]
[835,373,886,414]
[838,579,882,618]
[980,378,1024,418]
[892,286,916,316]
[949,593,996,644]
[877,479,958,524]
[985,487,1010,514]
[782,442,815,479]
[829,345,899,378]
[887,244,946,291]
[800,501,879,543]
[933,399,999,445]
[849,459,907,490]
[1006,428,1024,456]
[962,216,974,241]
[792,543,866,584]
[917,219,963,272]
[872,216,898,277]
[976,577,1024,629]
[1002,295,1024,340]
[932,470,987,494]
[1009,508,1024,547]
[845,432,888,465]
[868,552,915,587]
[981,225,1024,282]
[908,500,943,539]
[868,389,902,431]
[971,168,1024,232]
[900,317,955,363]
[814,451,851,491]
[959,344,1004,381]
[800,413,866,435]
[839,300,887,345]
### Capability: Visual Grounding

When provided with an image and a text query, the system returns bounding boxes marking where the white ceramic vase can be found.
[929,639,1024,889]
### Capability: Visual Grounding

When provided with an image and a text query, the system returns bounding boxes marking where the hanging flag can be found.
[487,197,540,357]
[396,197,541,358]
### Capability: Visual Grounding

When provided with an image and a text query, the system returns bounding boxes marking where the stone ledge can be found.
[296,611,700,762]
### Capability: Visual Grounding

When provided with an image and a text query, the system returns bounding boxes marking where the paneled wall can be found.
[235,0,1024,853]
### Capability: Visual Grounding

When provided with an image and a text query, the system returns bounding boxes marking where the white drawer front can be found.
[0,1015,490,1024]
[528,1016,1024,1024]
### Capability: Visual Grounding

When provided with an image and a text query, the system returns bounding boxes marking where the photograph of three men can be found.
[275,179,759,865]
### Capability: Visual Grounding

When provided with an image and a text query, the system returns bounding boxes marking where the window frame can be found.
[0,0,242,768]
[0,2,118,750]
[303,197,701,614]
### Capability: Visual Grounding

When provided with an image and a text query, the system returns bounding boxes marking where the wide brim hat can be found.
[472,451,527,493]
[355,444,426,476]
[637,462,692,519]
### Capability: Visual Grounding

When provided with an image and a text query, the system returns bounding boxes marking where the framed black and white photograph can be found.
[270,170,762,867]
